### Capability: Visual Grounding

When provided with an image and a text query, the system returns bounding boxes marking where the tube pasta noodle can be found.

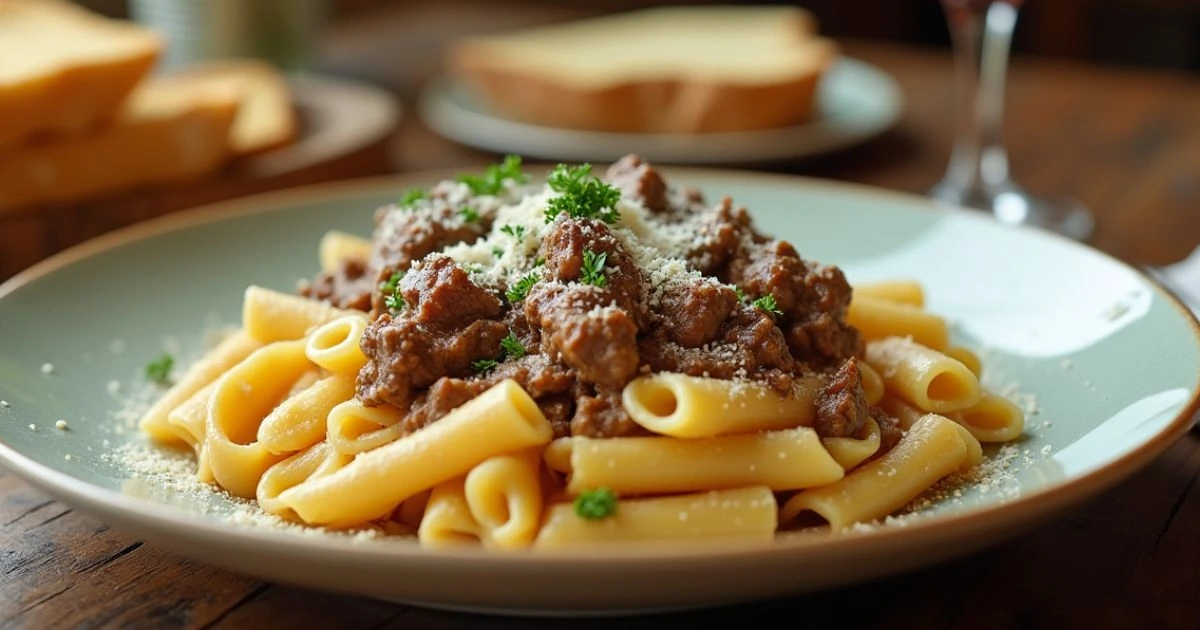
[852,280,925,307]
[139,331,262,444]
[847,296,949,350]
[559,427,844,496]
[257,374,357,454]
[951,391,1025,442]
[464,450,543,550]
[418,479,482,547]
[318,230,372,273]
[242,285,359,343]
[864,336,981,413]
[205,338,314,498]
[535,486,777,548]
[944,345,982,378]
[780,414,980,530]
[326,399,406,455]
[305,315,370,374]
[257,442,354,518]
[857,360,884,406]
[135,160,1032,548]
[821,416,881,470]
[279,379,553,528]
[622,373,820,438]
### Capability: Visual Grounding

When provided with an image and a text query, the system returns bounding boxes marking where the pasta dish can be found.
[137,154,1024,549]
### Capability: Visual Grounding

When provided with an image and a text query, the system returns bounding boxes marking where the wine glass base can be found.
[929,181,1095,242]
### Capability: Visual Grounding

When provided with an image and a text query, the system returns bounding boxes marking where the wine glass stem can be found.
[943,2,1020,195]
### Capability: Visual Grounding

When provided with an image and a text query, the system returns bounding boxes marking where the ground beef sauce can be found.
[304,154,898,449]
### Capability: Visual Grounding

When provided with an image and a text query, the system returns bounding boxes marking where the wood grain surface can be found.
[2,2,1198,628]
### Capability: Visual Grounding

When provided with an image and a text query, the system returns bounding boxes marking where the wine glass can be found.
[930,0,1094,241]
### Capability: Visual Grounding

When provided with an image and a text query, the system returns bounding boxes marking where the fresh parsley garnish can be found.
[499,332,527,360]
[380,271,406,312]
[459,206,480,223]
[458,155,529,196]
[499,224,526,240]
[573,487,618,520]
[380,270,405,294]
[384,293,406,312]
[580,249,608,288]
[472,358,499,373]
[734,286,747,302]
[492,246,505,258]
[543,163,621,224]
[145,353,174,386]
[751,294,783,318]
[398,188,425,208]
[505,272,539,303]
[533,256,545,267]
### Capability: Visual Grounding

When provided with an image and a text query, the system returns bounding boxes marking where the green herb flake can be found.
[380,270,405,294]
[580,249,608,288]
[472,358,500,373]
[751,294,783,318]
[458,155,529,196]
[499,332,527,360]
[145,353,174,386]
[398,188,426,208]
[543,163,621,225]
[492,246,505,258]
[384,293,406,313]
[734,286,747,303]
[533,257,546,267]
[573,487,618,520]
[499,224,526,240]
[459,206,480,223]
[505,273,539,303]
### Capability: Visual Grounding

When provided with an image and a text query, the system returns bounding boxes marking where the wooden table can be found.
[3,4,1199,627]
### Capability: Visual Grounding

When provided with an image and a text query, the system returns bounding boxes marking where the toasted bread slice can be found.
[0,0,162,150]
[156,59,298,156]
[0,79,239,212]
[446,5,837,133]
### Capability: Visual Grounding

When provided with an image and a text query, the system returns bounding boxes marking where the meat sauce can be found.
[301,155,900,446]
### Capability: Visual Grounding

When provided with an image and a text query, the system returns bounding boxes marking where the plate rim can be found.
[416,56,906,165]
[1,168,1198,569]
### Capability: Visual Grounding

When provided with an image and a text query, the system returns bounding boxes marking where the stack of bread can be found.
[445,5,838,134]
[0,0,297,213]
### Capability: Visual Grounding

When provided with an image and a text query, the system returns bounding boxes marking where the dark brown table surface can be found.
[3,4,1199,628]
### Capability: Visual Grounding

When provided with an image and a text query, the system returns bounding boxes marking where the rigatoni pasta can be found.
[135,156,1026,548]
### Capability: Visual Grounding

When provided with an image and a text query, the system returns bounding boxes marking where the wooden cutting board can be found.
[0,73,401,280]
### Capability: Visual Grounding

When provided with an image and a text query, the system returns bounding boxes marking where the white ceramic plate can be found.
[0,169,1197,615]
[417,58,904,164]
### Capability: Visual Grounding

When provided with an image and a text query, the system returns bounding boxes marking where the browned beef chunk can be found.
[537,218,647,328]
[368,205,488,314]
[525,282,639,388]
[655,278,739,349]
[814,358,870,438]
[299,257,373,311]
[356,256,508,408]
[605,154,669,213]
[783,261,861,365]
[570,384,642,438]
[685,197,757,275]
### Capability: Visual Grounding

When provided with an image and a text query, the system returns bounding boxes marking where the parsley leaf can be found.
[458,155,529,196]
[472,358,499,373]
[398,188,425,208]
[751,294,783,318]
[533,256,545,267]
[505,273,539,303]
[580,249,608,288]
[492,246,505,258]
[499,224,526,240]
[145,353,174,386]
[734,286,747,303]
[499,332,527,360]
[384,293,406,312]
[459,206,480,223]
[573,487,618,520]
[543,163,621,224]
[380,270,405,294]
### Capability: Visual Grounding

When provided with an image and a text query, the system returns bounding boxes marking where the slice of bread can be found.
[445,5,837,134]
[0,0,162,150]
[154,59,298,157]
[0,78,239,212]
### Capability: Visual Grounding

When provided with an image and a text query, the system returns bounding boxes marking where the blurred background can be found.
[79,0,1200,72]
